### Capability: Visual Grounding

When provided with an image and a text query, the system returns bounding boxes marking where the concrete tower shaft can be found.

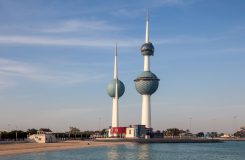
[112,44,118,127]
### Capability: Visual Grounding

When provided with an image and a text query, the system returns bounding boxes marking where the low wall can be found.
[0,141,27,144]
[95,138,222,143]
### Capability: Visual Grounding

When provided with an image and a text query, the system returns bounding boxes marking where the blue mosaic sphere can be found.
[141,42,154,56]
[134,71,159,95]
[107,79,125,98]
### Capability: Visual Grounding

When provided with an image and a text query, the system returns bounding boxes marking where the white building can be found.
[126,128,135,138]
[125,125,146,138]
[27,129,57,143]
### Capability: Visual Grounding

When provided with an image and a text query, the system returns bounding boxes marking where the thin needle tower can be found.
[107,44,125,128]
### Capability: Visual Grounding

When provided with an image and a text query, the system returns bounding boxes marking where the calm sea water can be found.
[0,141,245,160]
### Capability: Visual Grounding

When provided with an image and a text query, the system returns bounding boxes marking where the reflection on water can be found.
[107,143,151,160]
[138,144,150,160]
[107,146,119,160]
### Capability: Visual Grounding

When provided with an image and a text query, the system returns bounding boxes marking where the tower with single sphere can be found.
[107,44,125,128]
[134,13,159,129]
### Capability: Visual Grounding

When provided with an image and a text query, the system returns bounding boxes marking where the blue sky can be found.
[0,0,244,133]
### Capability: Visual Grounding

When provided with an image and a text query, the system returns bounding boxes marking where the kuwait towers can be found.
[134,13,160,129]
[107,44,125,128]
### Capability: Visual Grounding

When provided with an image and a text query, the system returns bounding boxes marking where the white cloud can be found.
[158,0,191,5]
[217,47,245,53]
[113,8,145,18]
[112,0,191,17]
[0,58,107,89]
[112,0,194,18]
[153,0,195,7]
[39,20,121,33]
[0,77,16,89]
[0,58,33,75]
[156,35,224,44]
[0,34,224,47]
[0,19,121,35]
[0,35,140,47]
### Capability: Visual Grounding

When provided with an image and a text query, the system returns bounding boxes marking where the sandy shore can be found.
[0,141,127,156]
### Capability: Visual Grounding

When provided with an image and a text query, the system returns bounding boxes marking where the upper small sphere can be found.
[134,71,159,95]
[141,42,154,56]
[107,79,125,98]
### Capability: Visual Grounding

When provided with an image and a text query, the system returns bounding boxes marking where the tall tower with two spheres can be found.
[134,13,160,129]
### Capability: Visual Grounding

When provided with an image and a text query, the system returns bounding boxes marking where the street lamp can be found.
[189,117,192,133]
[212,118,216,132]
[233,116,238,134]
[15,125,18,141]
[99,117,101,131]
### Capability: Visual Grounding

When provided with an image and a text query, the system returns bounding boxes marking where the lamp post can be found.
[99,117,101,131]
[189,117,192,133]
[212,118,216,132]
[15,125,18,141]
[7,124,10,132]
[233,116,238,134]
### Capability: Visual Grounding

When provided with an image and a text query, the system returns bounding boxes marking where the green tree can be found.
[26,128,38,135]
[69,127,80,138]
[207,132,218,138]
[164,128,180,136]
[234,130,245,138]
[196,132,204,137]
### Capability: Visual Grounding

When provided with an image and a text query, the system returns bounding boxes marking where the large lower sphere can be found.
[107,79,125,98]
[134,71,159,95]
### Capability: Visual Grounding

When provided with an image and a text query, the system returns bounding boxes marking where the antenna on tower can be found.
[114,42,118,100]
[145,9,149,43]
[114,42,118,80]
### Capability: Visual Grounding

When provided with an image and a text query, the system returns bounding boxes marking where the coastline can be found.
[0,141,128,156]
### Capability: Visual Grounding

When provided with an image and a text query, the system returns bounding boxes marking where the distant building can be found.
[126,125,146,138]
[105,125,147,138]
[109,127,127,138]
[220,134,234,138]
[27,128,57,143]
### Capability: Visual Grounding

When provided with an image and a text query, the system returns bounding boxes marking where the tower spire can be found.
[114,43,118,100]
[145,10,149,43]
[114,42,118,80]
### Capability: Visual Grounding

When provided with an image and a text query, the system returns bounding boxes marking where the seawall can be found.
[95,138,222,143]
